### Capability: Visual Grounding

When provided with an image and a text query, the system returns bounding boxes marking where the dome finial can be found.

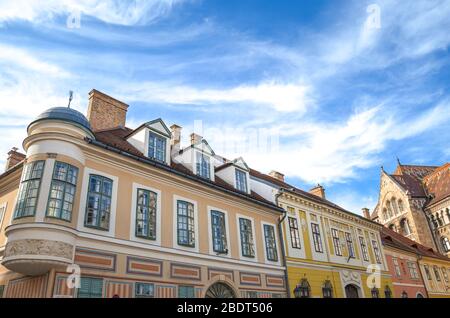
[68,90,73,108]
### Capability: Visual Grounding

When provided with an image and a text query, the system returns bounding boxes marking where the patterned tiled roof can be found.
[381,226,449,260]
[423,163,450,207]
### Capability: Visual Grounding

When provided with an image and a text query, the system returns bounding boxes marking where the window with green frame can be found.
[178,285,195,298]
[239,218,255,257]
[135,282,154,298]
[85,175,113,230]
[148,133,166,162]
[77,277,103,298]
[136,189,157,240]
[14,160,45,218]
[177,200,195,247]
[211,210,227,253]
[47,161,78,221]
[263,224,278,261]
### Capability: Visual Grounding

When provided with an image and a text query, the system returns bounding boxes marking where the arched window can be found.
[391,198,399,215]
[436,213,443,227]
[322,280,333,298]
[401,291,408,298]
[442,237,450,252]
[294,278,310,298]
[400,218,411,236]
[384,286,392,298]
[371,287,379,298]
[386,201,393,218]
[398,200,404,213]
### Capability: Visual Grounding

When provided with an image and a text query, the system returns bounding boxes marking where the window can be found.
[442,267,449,283]
[136,189,157,240]
[359,237,369,261]
[148,133,166,162]
[400,218,411,236]
[264,224,278,262]
[433,266,441,282]
[393,258,401,277]
[0,285,4,298]
[442,237,450,252]
[331,229,342,256]
[407,262,419,279]
[247,291,258,298]
[178,286,195,298]
[424,265,432,280]
[235,169,248,193]
[311,223,323,253]
[0,203,6,231]
[211,210,227,253]
[288,217,301,249]
[14,160,45,218]
[135,283,154,298]
[371,287,379,298]
[177,200,195,247]
[239,218,255,258]
[196,152,210,179]
[78,277,103,298]
[384,286,392,298]
[85,175,112,230]
[401,291,408,298]
[398,200,404,212]
[372,240,382,264]
[322,280,333,298]
[47,162,78,221]
[345,232,355,258]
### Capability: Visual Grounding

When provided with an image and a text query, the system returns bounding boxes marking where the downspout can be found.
[275,188,291,298]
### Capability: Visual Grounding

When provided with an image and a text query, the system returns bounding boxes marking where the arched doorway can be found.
[205,282,236,298]
[344,284,360,298]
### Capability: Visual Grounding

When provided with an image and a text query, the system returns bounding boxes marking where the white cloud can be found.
[121,80,314,112]
[0,0,186,26]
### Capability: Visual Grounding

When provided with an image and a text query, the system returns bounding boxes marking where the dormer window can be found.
[148,133,166,162]
[235,169,248,193]
[196,152,211,179]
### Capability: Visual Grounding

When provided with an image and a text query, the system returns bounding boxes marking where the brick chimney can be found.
[190,133,203,145]
[87,89,129,131]
[362,208,371,219]
[5,147,25,171]
[309,184,326,199]
[269,170,285,182]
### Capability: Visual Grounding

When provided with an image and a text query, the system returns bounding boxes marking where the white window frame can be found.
[0,202,7,231]
[261,221,281,265]
[236,213,257,262]
[194,151,214,181]
[130,182,162,246]
[77,167,119,237]
[172,195,199,253]
[207,206,231,258]
[234,168,249,193]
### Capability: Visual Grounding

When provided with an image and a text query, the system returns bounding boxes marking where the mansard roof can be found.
[87,127,282,213]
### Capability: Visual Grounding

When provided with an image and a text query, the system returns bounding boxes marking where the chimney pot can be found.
[190,133,203,145]
[86,89,128,131]
[269,170,285,182]
[362,208,371,219]
[5,147,25,171]
[309,184,326,199]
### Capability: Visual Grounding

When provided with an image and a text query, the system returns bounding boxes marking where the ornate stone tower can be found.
[371,162,437,250]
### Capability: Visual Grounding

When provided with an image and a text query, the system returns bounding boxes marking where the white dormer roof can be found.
[215,157,251,194]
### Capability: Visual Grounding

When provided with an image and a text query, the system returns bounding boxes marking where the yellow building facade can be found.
[249,172,393,298]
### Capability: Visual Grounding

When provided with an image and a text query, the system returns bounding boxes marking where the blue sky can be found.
[0,0,449,214]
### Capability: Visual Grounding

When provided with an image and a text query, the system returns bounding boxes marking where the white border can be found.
[284,212,306,259]
[172,194,199,253]
[130,182,162,246]
[35,158,55,222]
[261,221,281,266]
[207,206,231,258]
[236,213,258,262]
[77,167,119,237]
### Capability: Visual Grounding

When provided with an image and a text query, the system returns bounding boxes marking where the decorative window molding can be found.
[262,222,279,263]
[208,207,229,256]
[236,214,257,262]
[172,195,199,253]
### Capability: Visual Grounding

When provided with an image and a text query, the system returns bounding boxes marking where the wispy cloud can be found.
[0,0,188,26]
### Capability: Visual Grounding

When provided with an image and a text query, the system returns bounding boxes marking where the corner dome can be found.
[29,107,92,132]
